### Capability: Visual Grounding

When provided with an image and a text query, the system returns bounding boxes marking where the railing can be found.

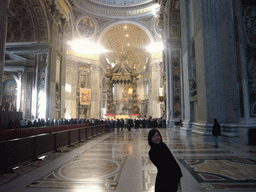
[0,124,92,141]
[0,111,22,128]
[0,124,108,174]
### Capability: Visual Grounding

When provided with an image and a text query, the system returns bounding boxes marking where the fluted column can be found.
[106,78,114,114]
[132,78,139,114]
[0,0,8,110]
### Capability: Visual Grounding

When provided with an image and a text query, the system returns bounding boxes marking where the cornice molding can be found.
[89,0,153,8]
[5,43,51,53]
[73,0,160,19]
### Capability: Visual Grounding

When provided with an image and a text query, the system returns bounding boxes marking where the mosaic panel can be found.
[0,153,62,186]
[179,158,256,191]
[142,170,156,191]
[28,131,134,190]
[28,156,127,190]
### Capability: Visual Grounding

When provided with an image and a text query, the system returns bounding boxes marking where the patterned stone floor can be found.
[0,128,256,192]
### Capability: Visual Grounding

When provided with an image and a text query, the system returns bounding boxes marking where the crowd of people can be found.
[6,116,167,130]
[7,118,105,129]
[105,117,166,131]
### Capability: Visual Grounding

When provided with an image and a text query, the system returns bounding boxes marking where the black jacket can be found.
[212,122,221,136]
[149,142,182,191]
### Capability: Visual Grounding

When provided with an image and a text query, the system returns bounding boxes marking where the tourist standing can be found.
[148,129,182,192]
[212,118,221,147]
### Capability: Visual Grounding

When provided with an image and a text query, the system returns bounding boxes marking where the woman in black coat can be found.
[148,129,182,192]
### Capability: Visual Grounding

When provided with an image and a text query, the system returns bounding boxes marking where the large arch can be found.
[97,21,155,73]
[97,20,155,44]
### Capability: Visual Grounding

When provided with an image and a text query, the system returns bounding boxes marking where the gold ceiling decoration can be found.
[100,23,151,72]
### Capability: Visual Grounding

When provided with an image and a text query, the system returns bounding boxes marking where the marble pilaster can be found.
[36,53,49,119]
[165,43,171,124]
[180,0,193,131]
[0,0,8,110]
[48,16,60,119]
[166,42,182,127]
[65,59,78,119]
[90,65,101,118]
[160,0,183,127]
[190,0,240,136]
[151,62,161,118]
[234,0,256,131]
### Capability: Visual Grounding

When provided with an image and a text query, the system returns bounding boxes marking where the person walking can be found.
[148,129,182,192]
[212,118,221,147]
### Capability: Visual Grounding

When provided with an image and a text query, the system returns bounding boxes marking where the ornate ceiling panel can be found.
[7,0,35,42]
[100,23,150,72]
[100,23,150,51]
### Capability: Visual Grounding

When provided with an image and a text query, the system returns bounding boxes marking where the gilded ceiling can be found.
[100,23,150,72]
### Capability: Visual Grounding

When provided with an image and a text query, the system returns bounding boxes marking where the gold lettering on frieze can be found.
[66,50,99,60]
[151,53,162,59]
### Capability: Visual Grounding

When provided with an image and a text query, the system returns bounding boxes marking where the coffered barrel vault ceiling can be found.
[100,23,150,51]
[99,23,151,72]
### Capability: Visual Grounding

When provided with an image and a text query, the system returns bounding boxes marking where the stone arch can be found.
[97,20,154,72]
[97,20,155,43]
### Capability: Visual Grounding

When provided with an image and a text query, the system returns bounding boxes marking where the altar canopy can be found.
[105,50,139,116]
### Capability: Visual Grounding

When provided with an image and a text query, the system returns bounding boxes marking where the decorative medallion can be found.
[154,16,162,38]
[58,159,120,181]
[77,17,97,39]
[244,7,256,46]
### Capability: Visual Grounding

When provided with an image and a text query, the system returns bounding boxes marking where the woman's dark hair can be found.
[148,128,162,146]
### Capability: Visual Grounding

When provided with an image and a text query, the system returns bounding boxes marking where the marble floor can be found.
[0,128,256,192]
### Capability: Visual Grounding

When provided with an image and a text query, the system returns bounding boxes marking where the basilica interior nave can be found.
[0,0,256,191]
